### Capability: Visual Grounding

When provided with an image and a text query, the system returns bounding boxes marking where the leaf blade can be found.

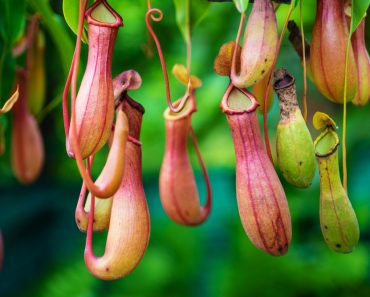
[62,0,90,43]
[350,0,370,34]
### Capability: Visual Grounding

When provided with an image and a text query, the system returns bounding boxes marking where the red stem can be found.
[85,188,96,259]
[262,77,273,162]
[230,13,245,83]
[189,126,212,213]
[62,0,87,142]
[84,155,95,256]
[76,155,95,215]
[62,52,75,138]
[71,0,87,112]
[145,8,190,113]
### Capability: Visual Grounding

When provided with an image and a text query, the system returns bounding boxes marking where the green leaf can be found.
[173,0,210,43]
[350,0,370,34]
[0,0,27,45]
[62,0,92,43]
[233,0,249,13]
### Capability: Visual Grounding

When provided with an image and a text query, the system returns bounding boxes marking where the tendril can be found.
[85,185,96,258]
[342,30,352,192]
[230,13,246,85]
[262,0,296,163]
[145,8,190,113]
[300,0,308,122]
[75,155,94,223]
[26,15,40,74]
[62,0,87,140]
[189,126,212,215]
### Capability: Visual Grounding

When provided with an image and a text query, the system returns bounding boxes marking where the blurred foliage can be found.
[0,0,370,297]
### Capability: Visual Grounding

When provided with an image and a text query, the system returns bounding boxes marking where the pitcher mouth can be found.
[314,128,340,158]
[163,92,197,121]
[273,68,295,90]
[86,0,123,28]
[220,82,259,115]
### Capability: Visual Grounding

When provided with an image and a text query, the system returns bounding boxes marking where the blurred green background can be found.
[1,0,370,296]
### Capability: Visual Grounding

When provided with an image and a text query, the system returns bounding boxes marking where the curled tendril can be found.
[147,7,163,22]
[145,8,191,113]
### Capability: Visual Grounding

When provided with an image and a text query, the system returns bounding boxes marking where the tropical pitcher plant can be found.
[0,0,369,280]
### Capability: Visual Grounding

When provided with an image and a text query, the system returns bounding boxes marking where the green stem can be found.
[300,0,307,122]
[263,0,296,163]
[0,44,7,101]
[185,0,191,73]
[342,36,351,192]
[28,0,73,78]
[0,4,10,101]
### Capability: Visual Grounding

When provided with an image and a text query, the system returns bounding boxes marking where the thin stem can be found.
[85,185,96,257]
[189,127,212,213]
[230,13,245,81]
[26,15,40,75]
[185,0,192,73]
[84,157,94,254]
[0,2,10,99]
[342,34,351,192]
[77,181,87,213]
[28,0,74,77]
[62,0,87,140]
[343,97,347,191]
[142,0,154,58]
[71,0,87,114]
[62,51,76,137]
[263,0,296,163]
[0,44,7,101]
[145,8,189,113]
[300,0,307,122]
[76,156,94,216]
[37,90,62,123]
